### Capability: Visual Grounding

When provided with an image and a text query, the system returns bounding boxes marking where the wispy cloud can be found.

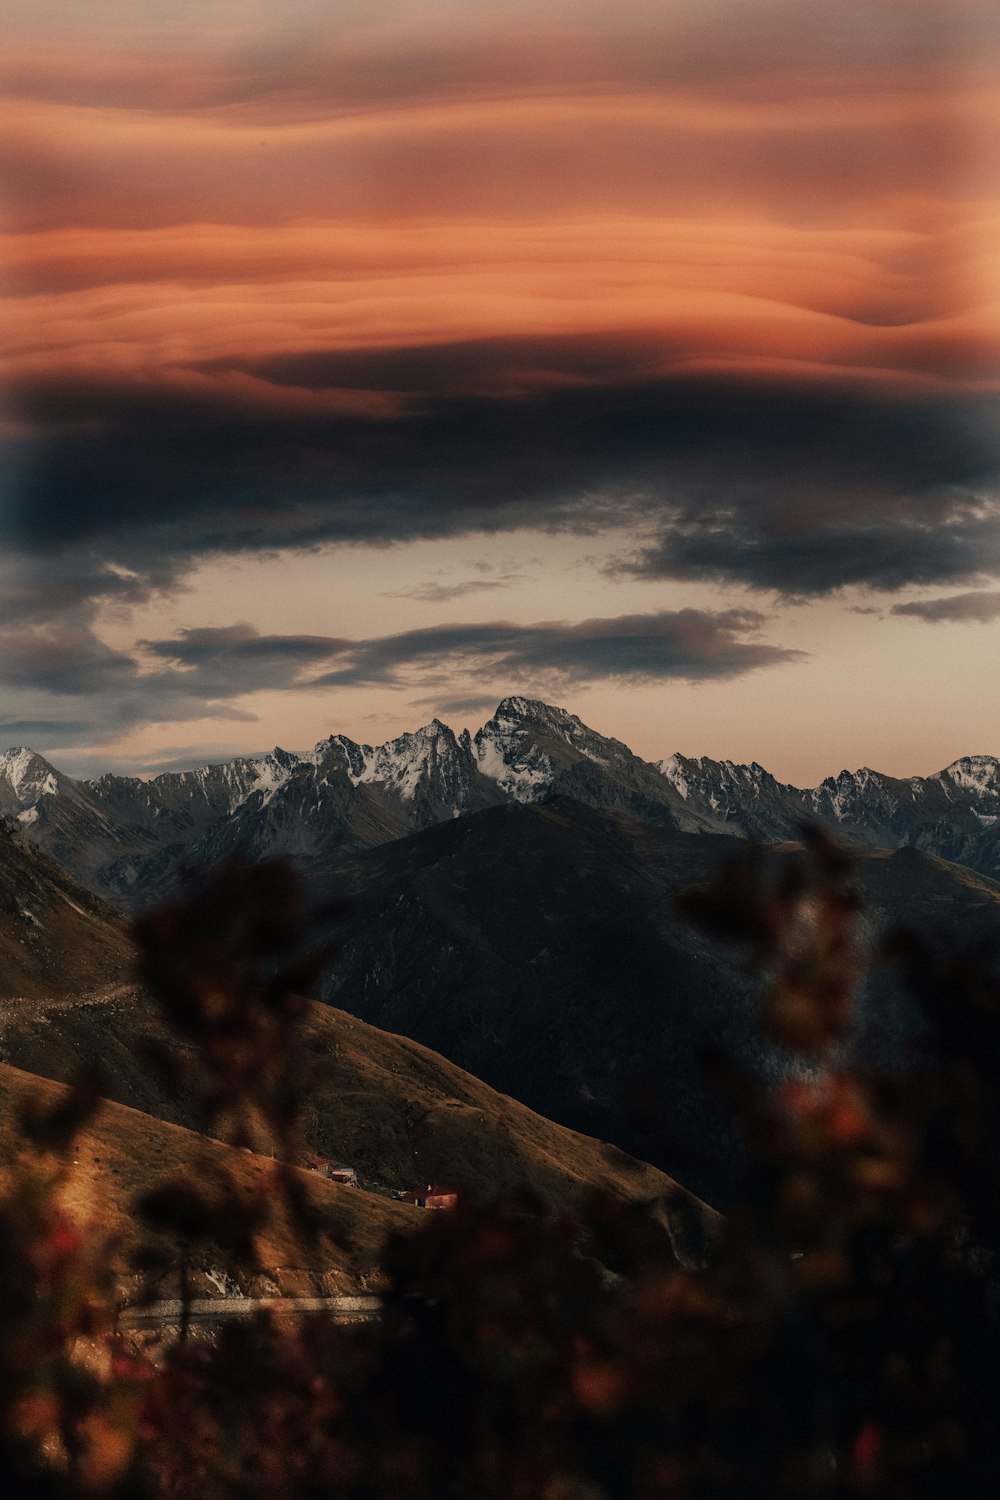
[890,590,1000,623]
[145,610,804,692]
[382,573,527,603]
[0,606,802,752]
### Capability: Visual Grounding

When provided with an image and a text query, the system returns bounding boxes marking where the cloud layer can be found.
[6,374,998,620]
[0,610,802,749]
[148,610,804,692]
[3,2,997,615]
[890,590,1000,623]
[1,1,997,766]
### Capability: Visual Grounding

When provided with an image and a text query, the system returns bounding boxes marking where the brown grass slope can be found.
[0,985,713,1258]
[0,1057,417,1298]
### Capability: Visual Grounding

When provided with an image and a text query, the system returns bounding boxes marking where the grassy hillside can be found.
[0,986,714,1258]
[0,1058,417,1297]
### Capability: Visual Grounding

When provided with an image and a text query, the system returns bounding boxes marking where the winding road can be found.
[119,1295,382,1329]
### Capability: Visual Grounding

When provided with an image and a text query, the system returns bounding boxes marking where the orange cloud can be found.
[1,4,994,419]
[2,214,992,413]
[2,79,984,233]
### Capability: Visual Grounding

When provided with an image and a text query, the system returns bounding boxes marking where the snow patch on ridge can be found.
[473,713,553,801]
[334,721,456,801]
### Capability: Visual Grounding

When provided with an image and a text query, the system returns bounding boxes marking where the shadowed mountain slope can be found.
[314,799,1000,1202]
[0,820,132,999]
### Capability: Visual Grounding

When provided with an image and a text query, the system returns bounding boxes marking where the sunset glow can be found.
[2,1,998,780]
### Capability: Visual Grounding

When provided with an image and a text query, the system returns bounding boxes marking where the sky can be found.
[2,0,999,784]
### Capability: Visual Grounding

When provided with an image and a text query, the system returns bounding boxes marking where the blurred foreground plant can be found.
[1,838,999,1498]
[0,1068,131,1496]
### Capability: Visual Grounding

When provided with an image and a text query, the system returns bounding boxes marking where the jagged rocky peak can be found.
[86,769,141,791]
[937,755,1000,802]
[236,746,303,799]
[316,717,472,804]
[473,702,558,801]
[654,752,799,836]
[484,696,619,751]
[814,766,896,802]
[314,732,366,779]
[487,697,611,751]
[0,747,63,809]
[471,695,654,804]
[803,767,923,837]
[84,745,307,821]
[672,752,783,784]
[659,751,766,784]
[492,695,576,726]
[657,753,698,798]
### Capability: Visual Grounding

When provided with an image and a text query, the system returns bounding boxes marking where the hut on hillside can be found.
[309,1156,358,1186]
[400,1184,458,1210]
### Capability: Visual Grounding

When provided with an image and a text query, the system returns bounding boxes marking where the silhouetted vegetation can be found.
[2,836,999,1497]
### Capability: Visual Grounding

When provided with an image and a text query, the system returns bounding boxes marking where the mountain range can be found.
[5,697,1000,906]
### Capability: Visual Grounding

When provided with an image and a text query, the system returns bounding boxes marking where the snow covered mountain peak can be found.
[304,719,490,825]
[486,696,618,751]
[490,697,586,735]
[655,752,794,829]
[936,755,1000,804]
[940,753,1000,779]
[493,695,554,720]
[341,719,464,799]
[472,705,556,801]
[0,747,62,811]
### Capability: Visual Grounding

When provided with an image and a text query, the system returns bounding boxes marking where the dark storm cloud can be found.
[616,492,1000,597]
[0,624,139,696]
[6,369,999,608]
[245,334,683,397]
[336,609,805,686]
[890,591,1000,623]
[0,608,792,750]
[0,618,268,746]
